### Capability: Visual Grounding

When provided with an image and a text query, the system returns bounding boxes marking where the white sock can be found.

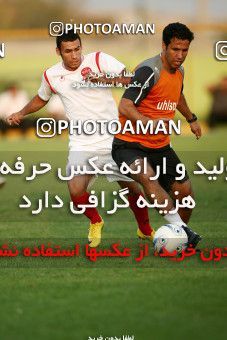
[164,209,186,226]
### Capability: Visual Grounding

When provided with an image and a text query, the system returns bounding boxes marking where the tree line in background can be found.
[0,0,87,29]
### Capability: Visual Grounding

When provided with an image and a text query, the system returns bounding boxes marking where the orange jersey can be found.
[116,54,184,148]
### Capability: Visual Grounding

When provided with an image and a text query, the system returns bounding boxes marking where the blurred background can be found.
[0,3,227,339]
[0,0,227,138]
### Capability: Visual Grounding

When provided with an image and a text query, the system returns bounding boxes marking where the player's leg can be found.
[117,180,155,240]
[68,174,104,248]
[170,179,194,224]
[104,146,154,240]
[170,179,201,248]
[129,158,176,212]
[132,159,201,248]
[155,147,202,248]
[113,146,186,225]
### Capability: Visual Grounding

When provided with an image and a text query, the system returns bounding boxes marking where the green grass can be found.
[1,269,227,340]
[0,130,227,339]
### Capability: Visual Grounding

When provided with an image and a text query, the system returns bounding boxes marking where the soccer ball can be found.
[153,224,188,254]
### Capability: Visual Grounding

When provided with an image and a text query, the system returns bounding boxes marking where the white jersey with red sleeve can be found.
[38,52,125,151]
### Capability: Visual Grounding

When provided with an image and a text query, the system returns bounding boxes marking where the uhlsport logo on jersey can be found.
[157,100,177,111]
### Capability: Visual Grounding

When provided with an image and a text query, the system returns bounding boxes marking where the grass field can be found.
[0,129,227,340]
[1,37,227,339]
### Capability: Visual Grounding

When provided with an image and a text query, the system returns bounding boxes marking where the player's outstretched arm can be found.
[177,93,202,139]
[7,95,48,126]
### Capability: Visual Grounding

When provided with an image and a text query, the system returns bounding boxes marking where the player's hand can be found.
[6,111,24,126]
[190,121,202,139]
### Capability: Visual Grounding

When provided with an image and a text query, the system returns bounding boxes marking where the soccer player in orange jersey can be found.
[112,22,202,248]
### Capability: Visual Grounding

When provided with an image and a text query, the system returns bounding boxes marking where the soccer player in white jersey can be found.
[7,30,154,247]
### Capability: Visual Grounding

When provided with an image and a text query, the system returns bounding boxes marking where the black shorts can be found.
[112,138,189,193]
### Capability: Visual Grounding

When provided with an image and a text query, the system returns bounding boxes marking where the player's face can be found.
[162,38,190,71]
[57,39,82,71]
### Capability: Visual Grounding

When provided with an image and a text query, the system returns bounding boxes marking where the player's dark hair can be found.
[163,22,194,46]
[56,30,81,50]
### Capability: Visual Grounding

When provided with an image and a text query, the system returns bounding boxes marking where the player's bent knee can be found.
[172,180,194,198]
[131,173,152,186]
[68,176,91,197]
